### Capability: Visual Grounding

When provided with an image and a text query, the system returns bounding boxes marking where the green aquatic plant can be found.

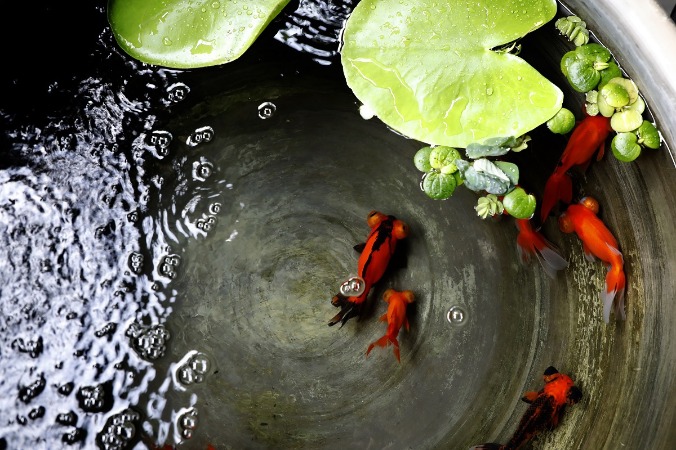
[546,107,575,134]
[560,43,622,93]
[107,0,291,68]
[502,187,537,219]
[465,135,531,159]
[555,15,589,46]
[341,0,562,148]
[475,194,504,219]
[611,121,661,162]
[414,146,463,200]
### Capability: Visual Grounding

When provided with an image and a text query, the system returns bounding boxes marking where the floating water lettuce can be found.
[465,136,531,159]
[341,0,562,148]
[107,0,291,68]
[455,159,519,195]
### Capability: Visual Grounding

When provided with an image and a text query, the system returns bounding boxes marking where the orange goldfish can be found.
[515,218,568,279]
[329,211,409,327]
[540,114,612,223]
[558,196,626,322]
[366,289,415,362]
[471,366,582,450]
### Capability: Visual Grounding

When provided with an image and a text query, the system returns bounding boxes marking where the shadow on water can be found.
[1,1,675,449]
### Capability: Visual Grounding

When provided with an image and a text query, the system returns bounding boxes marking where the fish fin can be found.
[404,317,410,332]
[353,243,366,253]
[521,391,539,403]
[535,245,569,279]
[328,300,360,327]
[516,222,567,278]
[596,140,606,161]
[540,171,573,222]
[469,444,503,450]
[582,242,596,262]
[393,343,401,363]
[602,260,626,322]
[366,335,390,357]
[379,313,387,322]
[516,240,531,265]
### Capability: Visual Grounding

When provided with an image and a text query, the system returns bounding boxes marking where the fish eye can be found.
[366,210,385,228]
[579,196,600,214]
[558,214,574,234]
[393,221,409,239]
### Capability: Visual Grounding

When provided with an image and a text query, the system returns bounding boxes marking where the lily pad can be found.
[108,0,291,68]
[341,0,562,148]
[503,187,537,219]
[422,171,457,199]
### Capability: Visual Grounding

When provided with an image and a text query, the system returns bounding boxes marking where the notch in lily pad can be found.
[341,0,562,148]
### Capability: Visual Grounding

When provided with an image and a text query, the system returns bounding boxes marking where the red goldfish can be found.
[329,211,409,327]
[471,366,582,450]
[365,289,415,362]
[540,114,612,223]
[515,218,568,279]
[558,196,626,322]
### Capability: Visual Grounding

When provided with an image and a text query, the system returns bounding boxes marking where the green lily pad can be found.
[430,146,462,173]
[600,83,630,108]
[503,186,537,219]
[108,0,291,68]
[636,120,661,149]
[422,171,457,199]
[611,109,643,133]
[546,107,575,134]
[611,133,642,162]
[414,146,434,172]
[341,0,562,148]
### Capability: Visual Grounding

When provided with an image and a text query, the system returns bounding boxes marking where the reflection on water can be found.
[0,1,360,447]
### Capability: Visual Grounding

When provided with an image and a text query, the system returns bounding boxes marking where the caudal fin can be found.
[516,223,568,279]
[602,264,626,323]
[366,335,401,362]
[540,171,573,223]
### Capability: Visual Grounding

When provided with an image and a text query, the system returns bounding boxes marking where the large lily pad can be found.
[108,0,291,68]
[341,0,562,147]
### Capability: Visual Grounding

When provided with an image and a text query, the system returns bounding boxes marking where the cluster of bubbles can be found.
[144,130,173,159]
[77,382,112,413]
[97,408,141,450]
[195,202,222,233]
[177,408,199,440]
[186,126,215,147]
[176,352,211,386]
[128,252,144,275]
[166,82,191,104]
[18,375,46,403]
[126,323,171,360]
[159,254,181,280]
[11,336,44,358]
[339,276,366,297]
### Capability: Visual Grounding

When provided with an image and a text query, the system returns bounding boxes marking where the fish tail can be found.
[540,170,573,222]
[602,263,626,322]
[516,222,568,278]
[366,335,390,357]
[469,444,506,450]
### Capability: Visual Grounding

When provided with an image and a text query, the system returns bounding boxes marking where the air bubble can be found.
[177,352,212,385]
[126,323,171,360]
[167,83,190,103]
[96,409,140,450]
[208,203,221,215]
[339,276,366,297]
[192,160,214,181]
[77,382,112,413]
[159,254,181,279]
[146,130,173,157]
[186,126,214,147]
[446,306,467,325]
[128,252,144,274]
[258,102,277,119]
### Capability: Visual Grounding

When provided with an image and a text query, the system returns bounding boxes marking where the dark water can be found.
[1,1,674,449]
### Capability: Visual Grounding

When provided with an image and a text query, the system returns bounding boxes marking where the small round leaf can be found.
[600,83,630,108]
[503,187,537,219]
[430,146,462,173]
[611,110,643,133]
[611,133,642,162]
[636,121,661,149]
[547,108,576,134]
[422,171,457,200]
[414,147,434,172]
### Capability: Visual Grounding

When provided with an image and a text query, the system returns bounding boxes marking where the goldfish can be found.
[471,366,582,450]
[558,196,626,322]
[328,211,409,327]
[366,289,415,362]
[515,218,568,279]
[540,114,612,223]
